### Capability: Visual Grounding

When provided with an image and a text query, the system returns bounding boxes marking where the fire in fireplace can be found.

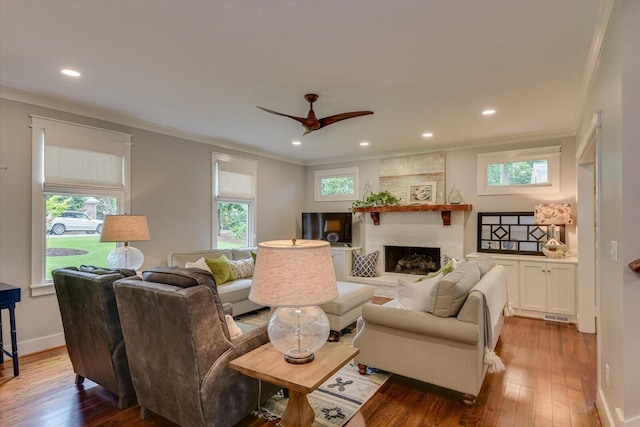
[384,246,441,275]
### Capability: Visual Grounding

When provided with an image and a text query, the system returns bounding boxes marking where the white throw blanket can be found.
[471,265,509,373]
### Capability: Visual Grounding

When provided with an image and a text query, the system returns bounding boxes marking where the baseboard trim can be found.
[4,332,66,357]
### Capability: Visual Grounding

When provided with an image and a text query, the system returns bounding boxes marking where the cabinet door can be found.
[519,262,547,312]
[496,259,519,309]
[546,264,576,315]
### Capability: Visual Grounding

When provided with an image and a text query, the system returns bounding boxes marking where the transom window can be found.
[314,167,360,202]
[477,146,560,195]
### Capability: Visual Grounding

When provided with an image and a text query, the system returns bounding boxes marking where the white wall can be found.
[0,97,306,356]
[306,138,577,257]
[575,1,640,425]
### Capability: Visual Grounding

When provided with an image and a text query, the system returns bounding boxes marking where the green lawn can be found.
[45,235,115,280]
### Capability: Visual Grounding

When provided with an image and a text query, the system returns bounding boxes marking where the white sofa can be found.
[352,261,507,404]
[167,248,263,316]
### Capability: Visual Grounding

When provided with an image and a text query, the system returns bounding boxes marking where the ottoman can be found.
[321,281,374,341]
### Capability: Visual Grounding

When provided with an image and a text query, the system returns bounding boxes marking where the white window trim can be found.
[314,167,360,202]
[30,117,132,296]
[211,153,257,248]
[477,146,561,196]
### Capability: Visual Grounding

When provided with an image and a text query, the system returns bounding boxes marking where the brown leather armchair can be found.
[52,266,137,409]
[113,267,280,427]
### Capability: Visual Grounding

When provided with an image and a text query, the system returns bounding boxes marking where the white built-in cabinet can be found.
[331,247,360,282]
[519,261,576,317]
[467,253,578,323]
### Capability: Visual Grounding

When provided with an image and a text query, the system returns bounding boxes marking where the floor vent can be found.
[544,314,570,323]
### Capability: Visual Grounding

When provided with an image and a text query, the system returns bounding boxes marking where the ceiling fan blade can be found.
[256,106,308,125]
[319,111,374,128]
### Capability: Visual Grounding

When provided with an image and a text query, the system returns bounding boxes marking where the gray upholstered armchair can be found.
[113,267,280,427]
[52,266,137,409]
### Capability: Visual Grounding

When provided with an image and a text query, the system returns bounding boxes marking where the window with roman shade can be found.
[30,116,132,295]
[212,153,257,248]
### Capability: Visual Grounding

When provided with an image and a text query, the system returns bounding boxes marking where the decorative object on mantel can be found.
[350,190,401,211]
[447,183,464,205]
[406,182,436,205]
[257,93,373,135]
[630,258,640,274]
[534,203,573,259]
[351,203,472,226]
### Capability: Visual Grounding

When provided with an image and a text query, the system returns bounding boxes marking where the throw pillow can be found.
[185,257,210,272]
[205,254,233,285]
[396,273,443,311]
[426,262,481,317]
[469,256,496,277]
[228,258,254,280]
[351,251,379,277]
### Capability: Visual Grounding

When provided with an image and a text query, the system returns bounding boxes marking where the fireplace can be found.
[384,246,441,275]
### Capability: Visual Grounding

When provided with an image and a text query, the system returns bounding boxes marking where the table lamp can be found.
[534,203,573,258]
[249,239,338,364]
[324,220,341,243]
[99,214,150,270]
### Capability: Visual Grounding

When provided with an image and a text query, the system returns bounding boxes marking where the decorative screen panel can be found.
[477,212,564,256]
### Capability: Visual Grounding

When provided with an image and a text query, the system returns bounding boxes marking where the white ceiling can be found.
[0,1,603,165]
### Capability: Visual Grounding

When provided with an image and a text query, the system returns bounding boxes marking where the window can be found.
[212,153,257,248]
[477,146,560,195]
[314,167,360,202]
[31,116,131,295]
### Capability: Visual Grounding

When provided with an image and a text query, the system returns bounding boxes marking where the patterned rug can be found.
[235,309,389,426]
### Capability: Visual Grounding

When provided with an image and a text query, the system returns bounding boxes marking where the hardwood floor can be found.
[0,316,599,427]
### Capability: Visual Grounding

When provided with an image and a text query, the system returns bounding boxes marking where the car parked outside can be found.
[47,211,103,235]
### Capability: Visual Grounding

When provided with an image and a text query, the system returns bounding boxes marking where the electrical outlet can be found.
[610,241,618,263]
[606,363,610,386]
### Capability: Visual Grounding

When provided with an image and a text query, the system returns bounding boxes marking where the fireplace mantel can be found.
[352,204,472,226]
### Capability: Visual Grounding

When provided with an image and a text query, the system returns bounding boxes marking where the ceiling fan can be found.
[257,94,373,135]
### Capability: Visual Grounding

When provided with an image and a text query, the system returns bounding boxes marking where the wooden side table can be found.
[230,342,358,427]
[0,283,21,376]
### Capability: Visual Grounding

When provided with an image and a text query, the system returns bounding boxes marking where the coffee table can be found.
[230,342,358,427]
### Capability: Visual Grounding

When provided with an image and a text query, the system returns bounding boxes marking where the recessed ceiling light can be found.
[61,69,81,77]
[422,133,433,138]
[482,109,496,115]
[292,140,301,146]
[360,141,369,146]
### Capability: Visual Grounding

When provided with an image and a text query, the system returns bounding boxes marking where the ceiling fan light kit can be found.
[257,94,373,135]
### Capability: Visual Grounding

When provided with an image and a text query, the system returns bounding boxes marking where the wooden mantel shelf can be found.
[352,204,472,226]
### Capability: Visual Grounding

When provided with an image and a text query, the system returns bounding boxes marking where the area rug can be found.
[253,361,389,427]
[236,309,389,426]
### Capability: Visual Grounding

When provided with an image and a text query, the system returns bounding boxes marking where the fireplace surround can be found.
[384,245,441,275]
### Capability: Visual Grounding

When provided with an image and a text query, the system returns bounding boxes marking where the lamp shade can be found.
[249,239,338,307]
[534,204,574,225]
[324,220,341,233]
[100,215,151,242]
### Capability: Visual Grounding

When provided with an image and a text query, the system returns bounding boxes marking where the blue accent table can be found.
[0,282,21,376]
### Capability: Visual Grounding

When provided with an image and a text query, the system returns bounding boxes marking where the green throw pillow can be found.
[423,259,455,279]
[205,254,233,285]
[250,250,258,262]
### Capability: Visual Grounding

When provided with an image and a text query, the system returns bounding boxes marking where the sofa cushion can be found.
[320,282,374,316]
[216,278,253,303]
[231,247,257,260]
[351,251,379,277]
[396,273,443,311]
[205,254,233,285]
[426,262,481,317]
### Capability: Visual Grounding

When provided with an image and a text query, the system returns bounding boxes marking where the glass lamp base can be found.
[268,306,330,364]
[107,246,144,270]
[542,237,566,258]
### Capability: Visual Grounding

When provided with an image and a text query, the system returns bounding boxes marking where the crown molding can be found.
[571,0,615,133]
[0,86,306,166]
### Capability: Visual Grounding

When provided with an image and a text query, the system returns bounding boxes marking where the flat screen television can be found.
[302,212,352,246]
